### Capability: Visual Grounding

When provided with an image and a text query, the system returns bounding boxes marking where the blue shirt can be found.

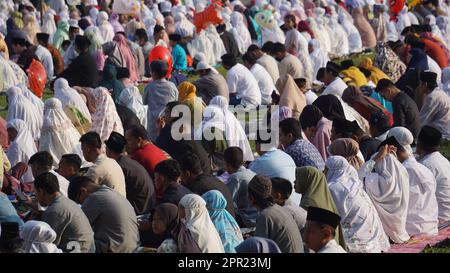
[284,139,325,171]
[171,44,187,71]
[249,148,301,205]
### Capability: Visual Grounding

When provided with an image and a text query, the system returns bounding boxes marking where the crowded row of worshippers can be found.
[0,0,450,254]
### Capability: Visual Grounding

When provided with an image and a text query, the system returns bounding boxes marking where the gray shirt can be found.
[226,166,258,228]
[82,186,140,253]
[42,195,95,253]
[255,204,304,253]
[283,199,307,233]
[143,79,178,140]
[194,71,229,105]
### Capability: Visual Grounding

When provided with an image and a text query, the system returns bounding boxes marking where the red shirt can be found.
[131,143,168,177]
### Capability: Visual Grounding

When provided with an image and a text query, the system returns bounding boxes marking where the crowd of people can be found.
[0,0,450,253]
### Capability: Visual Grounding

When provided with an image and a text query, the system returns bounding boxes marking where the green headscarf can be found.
[100,63,125,103]
[53,20,69,53]
[295,166,347,250]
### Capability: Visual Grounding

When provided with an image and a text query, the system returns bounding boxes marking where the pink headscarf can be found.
[110,13,125,33]
[113,33,140,82]
[91,87,124,142]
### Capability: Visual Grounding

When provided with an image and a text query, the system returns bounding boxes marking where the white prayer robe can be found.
[420,152,450,223]
[322,77,348,97]
[34,45,54,81]
[359,154,410,243]
[420,88,450,138]
[326,156,390,253]
[118,85,148,129]
[317,240,347,253]
[250,63,276,105]
[403,156,439,236]
[226,63,261,107]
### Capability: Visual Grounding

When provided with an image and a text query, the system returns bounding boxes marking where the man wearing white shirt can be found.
[320,62,348,97]
[242,52,276,105]
[29,151,70,197]
[417,126,450,224]
[248,45,280,83]
[34,34,54,81]
[221,53,261,107]
[304,207,346,253]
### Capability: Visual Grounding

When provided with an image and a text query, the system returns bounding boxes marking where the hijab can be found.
[202,190,243,253]
[359,57,390,84]
[102,41,124,68]
[109,13,124,34]
[40,98,81,166]
[153,203,202,253]
[312,94,346,121]
[53,20,69,52]
[328,138,364,170]
[113,33,139,82]
[178,81,205,128]
[20,220,62,253]
[342,85,387,115]
[54,78,92,122]
[407,48,429,71]
[22,13,40,45]
[442,67,450,96]
[99,63,125,103]
[373,42,406,82]
[6,119,37,167]
[179,194,225,253]
[295,166,346,248]
[235,237,282,253]
[118,85,148,129]
[275,74,306,119]
[91,87,124,141]
[97,11,114,43]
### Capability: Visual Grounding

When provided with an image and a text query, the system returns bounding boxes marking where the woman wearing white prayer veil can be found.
[179,194,225,253]
[91,87,124,142]
[0,55,20,92]
[6,87,42,141]
[358,146,410,244]
[230,12,252,55]
[188,31,215,65]
[309,39,329,81]
[54,78,91,122]
[425,15,447,46]
[209,96,254,162]
[396,6,411,35]
[338,10,363,53]
[97,11,115,43]
[20,220,62,253]
[6,119,37,184]
[18,83,44,115]
[441,67,450,96]
[327,13,350,57]
[42,10,57,42]
[118,85,148,130]
[206,25,227,64]
[174,12,195,38]
[306,18,329,54]
[39,98,82,166]
[326,156,390,253]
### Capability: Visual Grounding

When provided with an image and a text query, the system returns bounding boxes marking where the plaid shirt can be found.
[285,139,325,171]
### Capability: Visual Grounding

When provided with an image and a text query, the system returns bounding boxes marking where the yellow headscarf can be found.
[177,81,205,128]
[178,81,197,102]
[0,34,9,60]
[360,57,390,84]
[340,66,368,87]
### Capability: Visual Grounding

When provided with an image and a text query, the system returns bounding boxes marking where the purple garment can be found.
[110,13,125,34]
[235,237,281,253]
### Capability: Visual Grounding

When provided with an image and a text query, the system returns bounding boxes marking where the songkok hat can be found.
[332,118,360,134]
[306,207,341,229]
[378,136,403,151]
[420,71,438,86]
[36,33,50,43]
[418,125,441,148]
[325,61,341,74]
[105,132,127,153]
[387,127,414,155]
[248,175,272,199]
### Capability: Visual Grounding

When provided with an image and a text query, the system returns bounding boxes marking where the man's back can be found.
[60,52,99,88]
[117,155,156,215]
[82,186,140,253]
[159,182,193,205]
[420,89,450,136]
[42,195,95,252]
[194,71,229,105]
[85,154,127,197]
[226,63,261,107]
[255,204,304,253]
[279,53,303,79]
[257,54,280,83]
[220,31,240,59]
[392,92,421,140]
[131,142,168,177]
[188,173,236,217]
[227,167,258,227]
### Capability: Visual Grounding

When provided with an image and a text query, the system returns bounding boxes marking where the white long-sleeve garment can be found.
[359,154,410,243]
[326,156,390,253]
[402,156,439,236]
[53,78,92,122]
[230,12,252,55]
[419,88,450,138]
[118,85,148,129]
[420,151,450,223]
[226,63,261,107]
[250,63,276,105]
[34,45,54,80]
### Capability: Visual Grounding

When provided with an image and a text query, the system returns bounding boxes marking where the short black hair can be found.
[126,124,149,141]
[74,35,90,51]
[34,172,60,194]
[375,78,395,93]
[135,28,148,41]
[154,159,181,181]
[12,38,28,47]
[224,147,244,169]
[216,23,226,33]
[316,67,326,81]
[284,14,297,26]
[271,42,286,54]
[271,177,293,200]
[79,132,102,149]
[154,24,165,34]
[300,105,323,130]
[294,78,307,88]
[421,24,432,33]
[247,44,260,52]
[261,41,275,53]
[179,153,202,175]
[61,40,71,48]
[150,60,168,78]
[358,66,372,78]
[60,154,82,170]
[242,52,257,65]
[221,53,237,67]
[279,118,302,140]
[169,33,182,42]
[28,151,54,169]
[369,111,390,135]
[67,175,95,202]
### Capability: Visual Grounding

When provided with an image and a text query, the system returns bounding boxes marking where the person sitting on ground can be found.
[271,177,307,233]
[32,172,95,252]
[247,44,280,83]
[248,175,304,253]
[340,59,368,87]
[193,61,229,105]
[154,159,192,206]
[320,62,348,97]
[105,132,156,215]
[304,206,347,253]
[80,132,126,197]
[294,78,318,105]
[299,105,332,161]
[224,147,258,228]
[19,220,62,253]
[270,42,303,80]
[369,111,391,142]
[169,33,187,72]
[242,52,276,105]
[68,176,140,253]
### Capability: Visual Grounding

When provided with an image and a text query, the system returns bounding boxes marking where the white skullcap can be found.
[387,127,414,155]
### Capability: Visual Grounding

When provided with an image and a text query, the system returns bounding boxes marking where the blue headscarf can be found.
[0,192,24,227]
[407,48,429,71]
[202,190,243,253]
[235,237,282,253]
